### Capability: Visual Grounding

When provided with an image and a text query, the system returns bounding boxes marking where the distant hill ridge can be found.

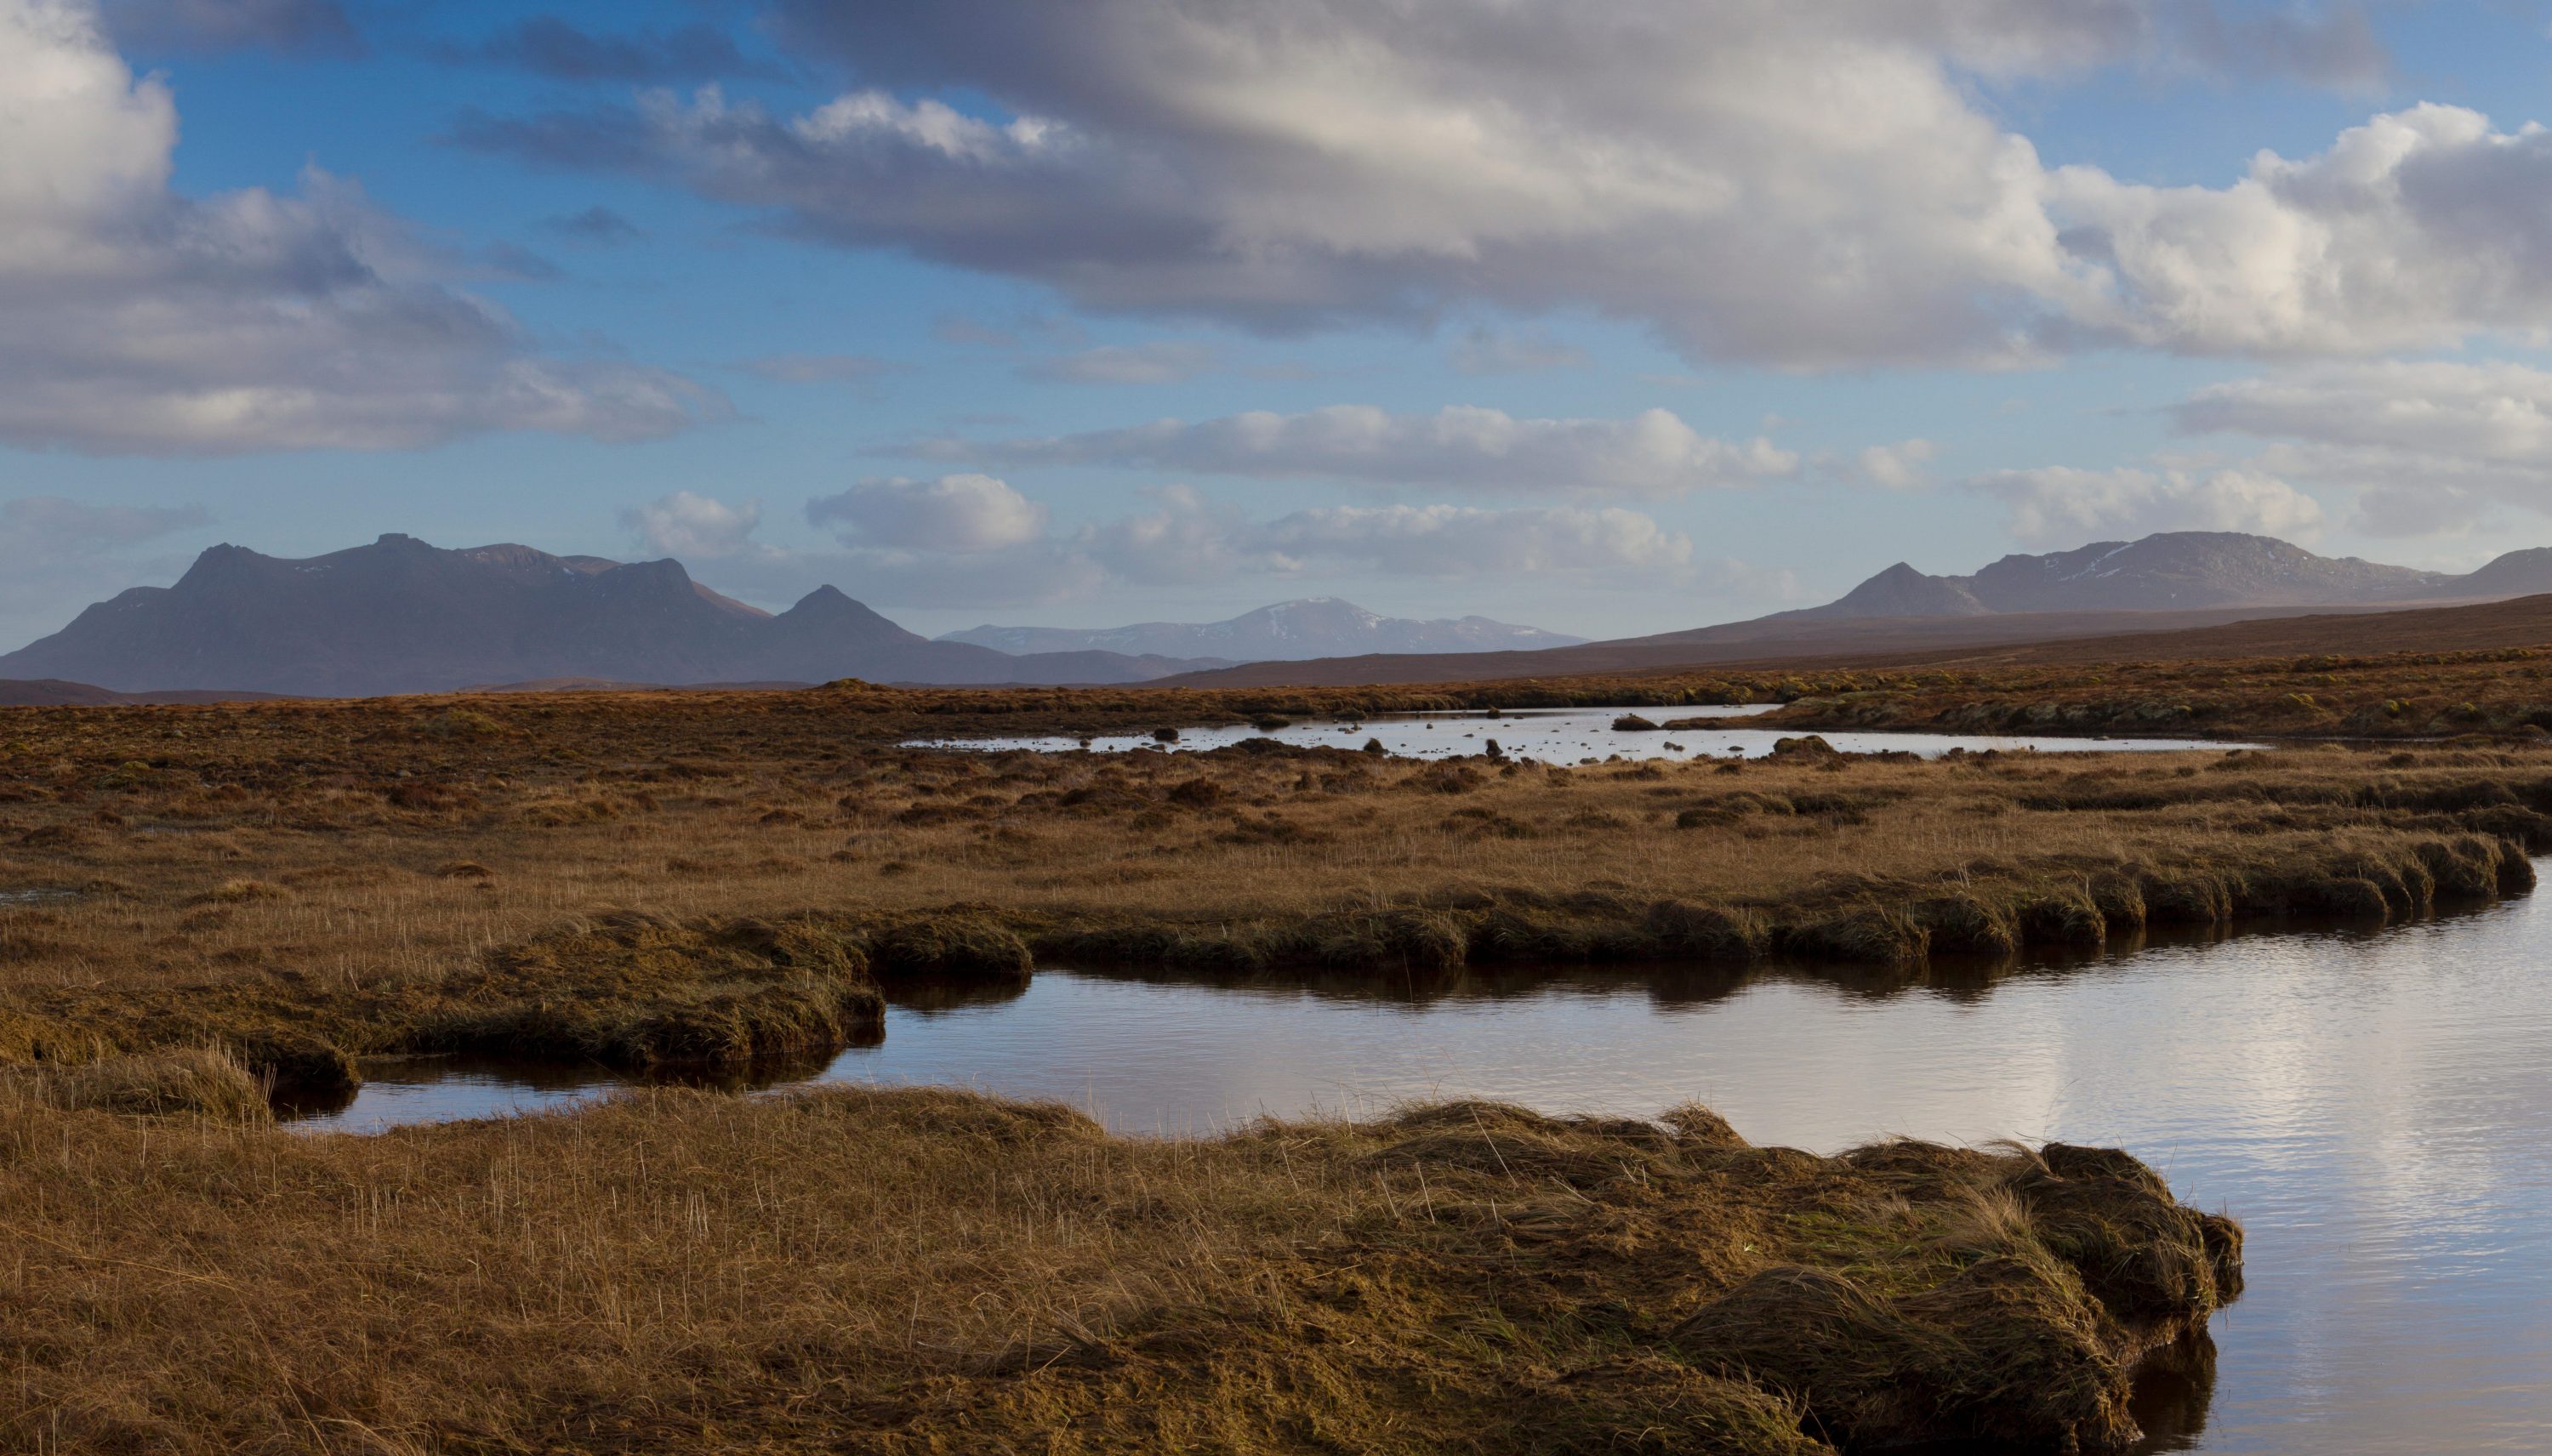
[1789,532,2545,618]
[1156,531,2552,690]
[941,597,1582,660]
[0,534,1216,696]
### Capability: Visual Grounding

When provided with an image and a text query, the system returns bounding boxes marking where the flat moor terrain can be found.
[6,642,2552,1453]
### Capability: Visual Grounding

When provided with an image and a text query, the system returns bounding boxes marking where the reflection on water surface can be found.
[294,887,2552,1453]
[903,704,2256,764]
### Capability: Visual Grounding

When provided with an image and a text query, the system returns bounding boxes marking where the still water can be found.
[903,705,2254,764]
[292,888,2552,1453]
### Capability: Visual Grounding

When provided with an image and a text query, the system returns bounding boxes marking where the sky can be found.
[15,0,2552,649]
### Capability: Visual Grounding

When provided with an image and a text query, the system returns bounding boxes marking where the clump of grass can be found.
[1778,901,1929,964]
[8,1046,271,1122]
[2018,888,2108,948]
[1643,898,1771,961]
[1916,891,2020,957]
[424,911,883,1068]
[870,913,1034,981]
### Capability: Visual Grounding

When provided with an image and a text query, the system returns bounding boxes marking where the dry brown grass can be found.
[1,691,2546,1082]
[0,1083,2236,1454]
[20,688,2491,1453]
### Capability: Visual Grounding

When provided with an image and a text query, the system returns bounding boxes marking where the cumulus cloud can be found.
[1972,464,2327,547]
[98,0,357,55]
[807,475,1050,553]
[2050,105,2552,356]
[1021,341,1219,385]
[454,0,2430,367]
[0,0,717,455]
[1853,439,1941,489]
[926,406,1797,497]
[2163,359,2552,537]
[624,491,769,560]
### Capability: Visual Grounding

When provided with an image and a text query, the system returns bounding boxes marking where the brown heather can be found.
[0,677,2539,1452]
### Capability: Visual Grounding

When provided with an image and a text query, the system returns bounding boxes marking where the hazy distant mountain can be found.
[1783,532,2549,618]
[941,598,1583,662]
[0,535,1213,696]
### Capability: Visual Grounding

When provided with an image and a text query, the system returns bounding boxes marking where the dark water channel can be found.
[288,884,2552,1452]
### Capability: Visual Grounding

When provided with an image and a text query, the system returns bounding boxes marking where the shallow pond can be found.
[903,704,2253,764]
[291,888,2552,1453]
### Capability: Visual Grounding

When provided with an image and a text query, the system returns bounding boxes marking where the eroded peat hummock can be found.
[0,1083,2236,1453]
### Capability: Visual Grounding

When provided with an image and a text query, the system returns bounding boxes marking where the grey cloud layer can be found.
[0,0,717,455]
[454,0,2460,367]
[2173,361,2552,536]
[98,0,356,55]
[922,406,1797,496]
[633,480,1719,611]
[1970,465,2326,548]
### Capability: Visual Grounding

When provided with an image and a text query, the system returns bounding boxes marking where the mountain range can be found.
[12,528,2552,699]
[940,598,1580,660]
[0,535,1220,696]
[1786,532,2541,618]
[1157,532,2552,689]
[0,535,1578,697]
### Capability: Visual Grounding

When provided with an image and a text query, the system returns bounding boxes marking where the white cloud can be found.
[1255,502,1695,579]
[1854,438,1941,489]
[2167,360,2552,537]
[806,474,1050,552]
[2052,105,2552,356]
[2179,361,2552,465]
[624,491,765,559]
[927,405,1797,496]
[0,0,716,455]
[460,1,2420,368]
[1081,486,1699,583]
[1972,464,2327,547]
[1020,341,1217,384]
[639,481,1709,611]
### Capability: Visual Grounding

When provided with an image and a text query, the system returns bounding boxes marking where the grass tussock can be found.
[0,1085,2236,1454]
[424,910,885,1069]
[4,1045,270,1122]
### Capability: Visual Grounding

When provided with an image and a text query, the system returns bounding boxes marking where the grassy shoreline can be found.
[18,685,2536,1451]
[3,1083,2238,1454]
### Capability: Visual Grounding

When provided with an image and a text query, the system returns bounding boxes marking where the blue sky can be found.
[11,0,2552,649]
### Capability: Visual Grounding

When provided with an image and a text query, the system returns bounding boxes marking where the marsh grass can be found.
[0,1084,2234,1453]
[2,691,2548,1082]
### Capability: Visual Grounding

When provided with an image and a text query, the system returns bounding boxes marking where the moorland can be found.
[6,646,2550,1453]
